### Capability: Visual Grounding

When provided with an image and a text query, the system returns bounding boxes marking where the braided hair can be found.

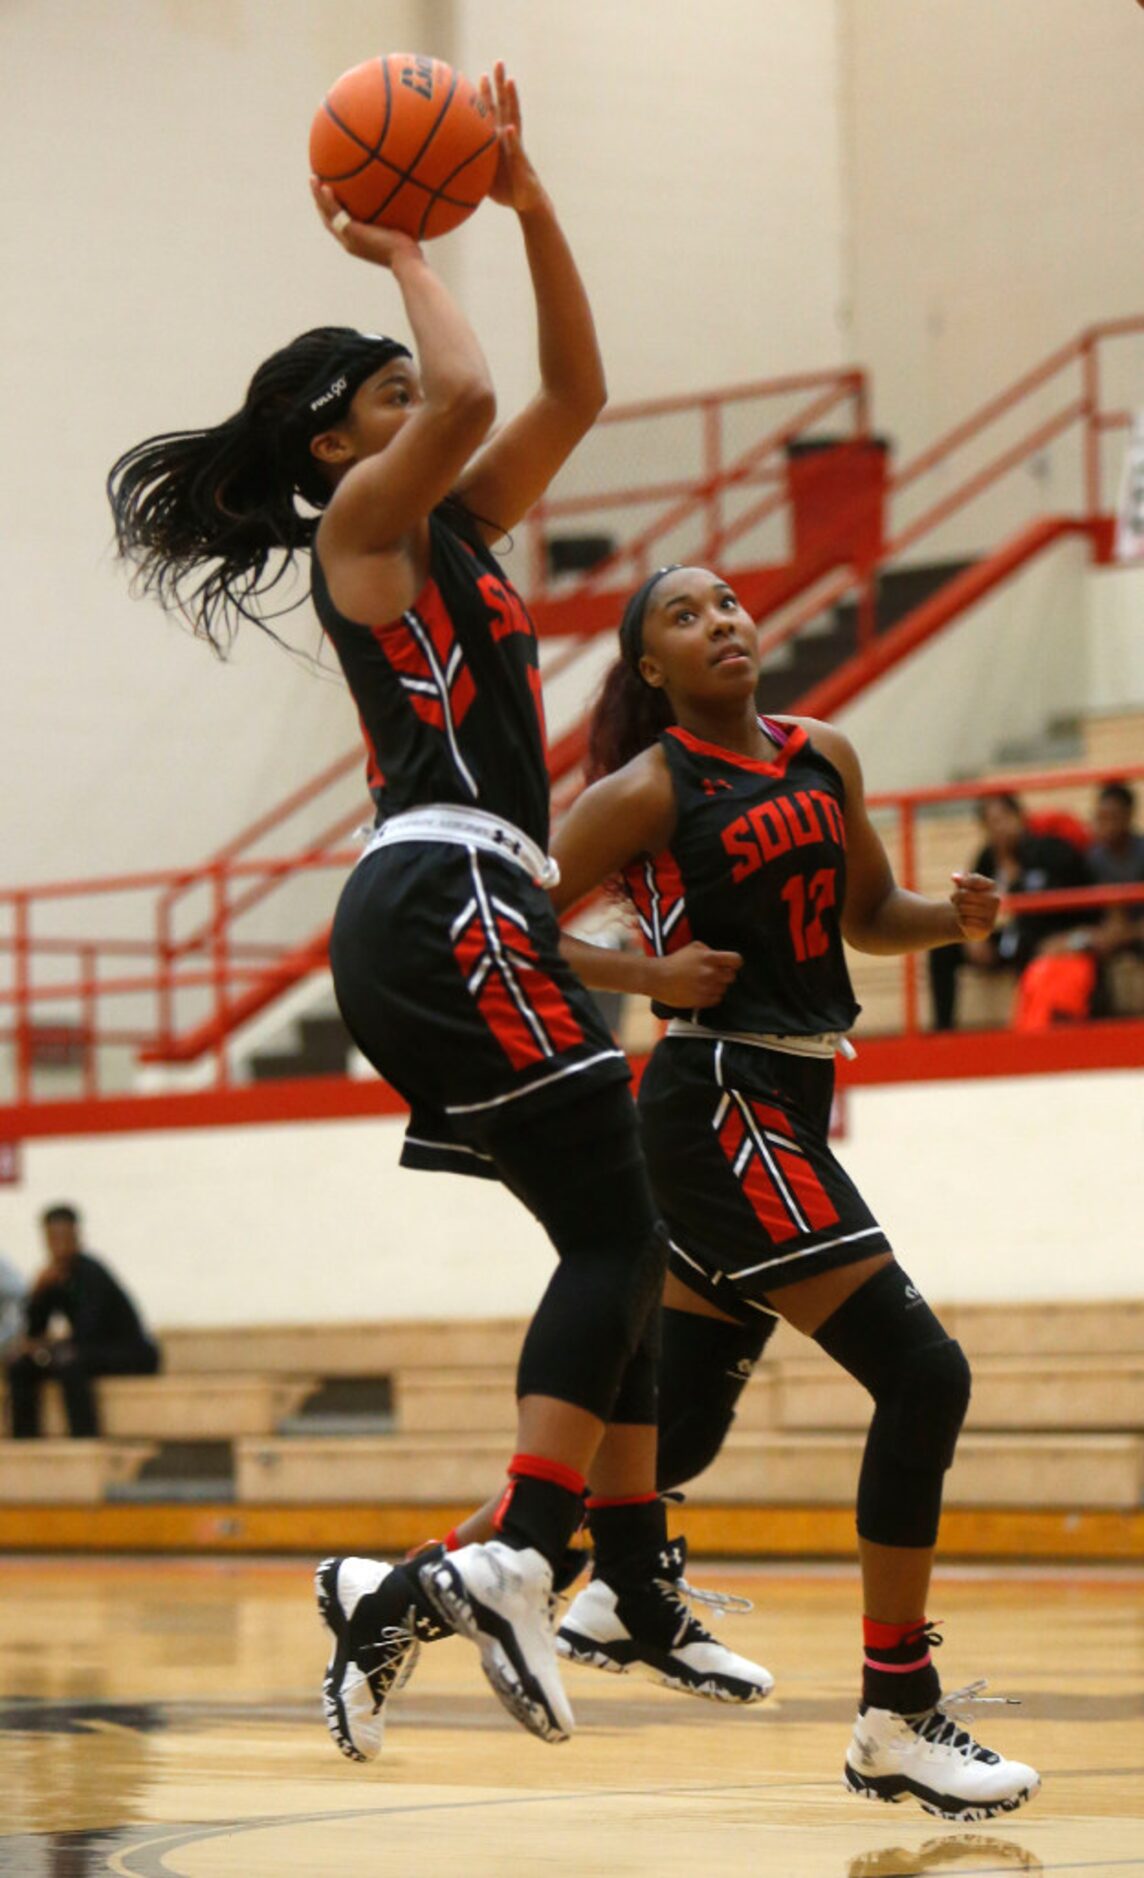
[107,326,487,655]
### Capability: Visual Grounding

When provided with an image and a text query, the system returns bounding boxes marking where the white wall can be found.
[0,0,845,893]
[840,0,1144,466]
[1087,563,1144,716]
[836,536,1091,792]
[449,0,846,410]
[4,0,1140,898]
[815,548,1143,795]
[1,1065,1140,1325]
[845,1069,1144,1303]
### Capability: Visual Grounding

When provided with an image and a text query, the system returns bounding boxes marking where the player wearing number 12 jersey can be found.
[541,565,1041,1821]
[614,709,883,1295]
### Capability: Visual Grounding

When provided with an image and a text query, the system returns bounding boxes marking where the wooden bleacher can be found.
[1,1301,1141,1556]
[22,1373,317,1440]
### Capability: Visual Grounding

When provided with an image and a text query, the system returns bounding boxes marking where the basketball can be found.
[309,53,500,240]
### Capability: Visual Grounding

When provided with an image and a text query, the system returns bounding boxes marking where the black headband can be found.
[281,333,412,502]
[289,334,412,437]
[618,565,682,676]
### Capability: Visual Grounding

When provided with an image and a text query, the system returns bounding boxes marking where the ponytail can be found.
[585,657,674,783]
[107,326,409,654]
[107,413,314,654]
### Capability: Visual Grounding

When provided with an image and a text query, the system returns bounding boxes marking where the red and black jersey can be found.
[313,514,550,848]
[622,718,860,1036]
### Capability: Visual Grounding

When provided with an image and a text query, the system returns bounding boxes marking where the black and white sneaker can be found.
[418,1539,574,1744]
[315,1553,449,1762]
[556,1537,773,1704]
[844,1683,1041,1820]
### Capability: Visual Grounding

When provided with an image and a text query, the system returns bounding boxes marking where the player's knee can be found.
[656,1402,730,1491]
[889,1337,971,1473]
[655,1307,774,1491]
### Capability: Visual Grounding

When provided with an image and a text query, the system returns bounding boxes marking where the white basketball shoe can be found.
[557,1537,773,1703]
[315,1554,445,1762]
[418,1539,574,1744]
[845,1683,1041,1820]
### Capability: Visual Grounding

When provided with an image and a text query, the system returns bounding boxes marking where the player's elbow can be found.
[435,377,497,451]
[581,367,607,423]
[841,902,890,955]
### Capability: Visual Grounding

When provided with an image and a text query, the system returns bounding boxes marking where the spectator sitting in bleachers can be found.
[1086,780,1144,1013]
[928,792,1095,1030]
[0,1252,26,1361]
[1089,780,1144,939]
[4,1203,160,1438]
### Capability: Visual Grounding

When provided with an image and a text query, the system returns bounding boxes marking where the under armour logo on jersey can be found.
[904,1284,924,1309]
[701,776,734,796]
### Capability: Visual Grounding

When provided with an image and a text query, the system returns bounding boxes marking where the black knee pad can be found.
[814,1261,971,1548]
[656,1307,777,1491]
[491,1084,668,1423]
[890,1335,972,1474]
[516,1225,669,1423]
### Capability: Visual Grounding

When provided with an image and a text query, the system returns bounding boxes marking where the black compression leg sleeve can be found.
[814,1262,971,1548]
[656,1308,778,1491]
[487,1085,668,1423]
[607,1308,661,1427]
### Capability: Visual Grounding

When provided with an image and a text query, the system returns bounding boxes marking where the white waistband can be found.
[665,1018,857,1061]
[358,804,560,889]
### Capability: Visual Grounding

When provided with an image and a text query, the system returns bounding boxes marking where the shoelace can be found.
[649,1571,754,1651]
[357,1620,422,1709]
[906,1680,1020,1762]
[674,1575,753,1617]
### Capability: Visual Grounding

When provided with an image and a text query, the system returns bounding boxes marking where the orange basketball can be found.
[309,52,500,240]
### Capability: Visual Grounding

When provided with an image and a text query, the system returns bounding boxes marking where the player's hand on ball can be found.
[479,61,545,213]
[310,179,424,268]
[950,870,1000,940]
[650,940,743,1009]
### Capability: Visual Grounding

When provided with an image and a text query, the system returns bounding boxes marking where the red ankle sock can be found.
[861,1614,941,1714]
[494,1453,587,1564]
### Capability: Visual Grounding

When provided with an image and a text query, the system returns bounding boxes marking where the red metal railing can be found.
[865,761,1144,1036]
[3,330,1141,1093]
[90,367,871,1068]
[135,320,1139,1065]
[1,760,1141,1107]
[759,317,1144,706]
[524,367,868,607]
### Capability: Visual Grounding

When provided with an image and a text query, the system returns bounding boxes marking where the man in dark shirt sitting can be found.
[928,793,1095,1029]
[4,1203,160,1438]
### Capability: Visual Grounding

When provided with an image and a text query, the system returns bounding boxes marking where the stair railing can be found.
[754,317,1144,674]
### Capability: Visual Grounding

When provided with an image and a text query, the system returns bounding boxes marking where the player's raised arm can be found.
[310,185,496,567]
[456,63,607,536]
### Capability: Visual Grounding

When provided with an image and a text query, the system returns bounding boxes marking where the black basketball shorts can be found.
[637,1035,889,1318]
[330,841,630,1180]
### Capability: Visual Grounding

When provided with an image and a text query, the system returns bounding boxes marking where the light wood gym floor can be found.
[0,1556,1141,1876]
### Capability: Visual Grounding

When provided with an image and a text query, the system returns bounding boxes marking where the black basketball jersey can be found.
[313,513,550,847]
[622,719,860,1035]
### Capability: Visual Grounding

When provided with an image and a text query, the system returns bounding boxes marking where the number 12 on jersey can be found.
[781,867,837,963]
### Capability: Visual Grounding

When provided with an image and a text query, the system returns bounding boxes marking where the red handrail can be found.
[765,317,1144,676]
[4,329,1141,1091]
[130,368,869,1031]
[1,759,1140,1103]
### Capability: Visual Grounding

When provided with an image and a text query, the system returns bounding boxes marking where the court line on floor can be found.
[100,1784,1143,1878]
